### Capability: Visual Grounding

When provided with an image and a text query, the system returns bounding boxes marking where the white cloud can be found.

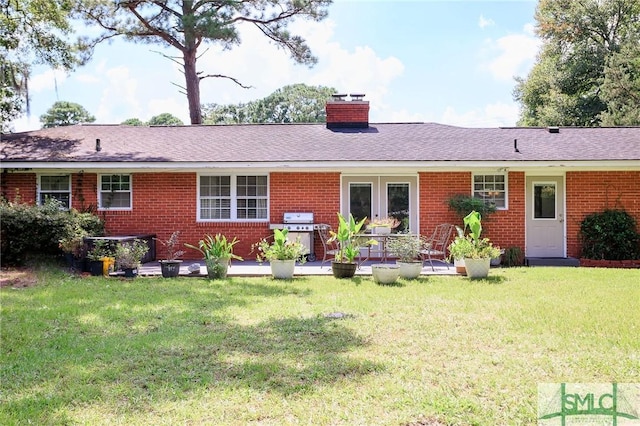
[440,101,520,128]
[95,66,142,123]
[481,24,540,82]
[478,14,495,29]
[196,18,404,112]
[28,68,68,92]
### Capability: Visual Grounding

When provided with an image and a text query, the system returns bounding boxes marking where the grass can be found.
[1,265,639,425]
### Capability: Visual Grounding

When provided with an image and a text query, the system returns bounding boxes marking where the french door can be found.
[342,176,418,233]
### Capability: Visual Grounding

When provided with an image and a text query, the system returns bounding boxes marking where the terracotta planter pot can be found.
[464,257,491,278]
[270,259,296,279]
[331,261,357,279]
[454,258,466,275]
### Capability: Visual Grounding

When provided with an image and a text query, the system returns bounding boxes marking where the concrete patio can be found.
[134,259,458,278]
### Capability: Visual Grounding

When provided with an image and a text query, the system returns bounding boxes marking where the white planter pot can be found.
[396,261,423,279]
[372,264,400,285]
[464,258,491,278]
[270,259,296,279]
[374,226,391,235]
[454,258,466,275]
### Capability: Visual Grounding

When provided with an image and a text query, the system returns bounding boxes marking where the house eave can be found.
[2,160,639,173]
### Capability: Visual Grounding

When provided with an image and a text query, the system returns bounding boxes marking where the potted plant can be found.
[328,213,377,278]
[448,225,467,275]
[59,226,88,271]
[252,228,307,279]
[185,234,242,279]
[115,239,149,278]
[447,211,500,279]
[368,216,401,235]
[387,233,423,279]
[86,239,114,276]
[156,231,185,278]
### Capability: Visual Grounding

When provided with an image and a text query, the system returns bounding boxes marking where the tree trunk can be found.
[183,49,202,125]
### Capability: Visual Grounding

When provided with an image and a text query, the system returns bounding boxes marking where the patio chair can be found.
[317,224,340,268]
[420,223,455,271]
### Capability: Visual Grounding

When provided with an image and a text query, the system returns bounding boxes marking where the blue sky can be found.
[11,0,540,132]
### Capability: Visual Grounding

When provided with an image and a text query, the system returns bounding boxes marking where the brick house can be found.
[2,96,639,262]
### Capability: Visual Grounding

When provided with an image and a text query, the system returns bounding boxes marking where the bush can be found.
[0,198,105,266]
[579,209,640,260]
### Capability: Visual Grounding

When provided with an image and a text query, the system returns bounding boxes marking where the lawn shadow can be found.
[2,279,381,423]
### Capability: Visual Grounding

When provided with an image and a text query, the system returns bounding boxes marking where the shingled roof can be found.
[2,122,639,164]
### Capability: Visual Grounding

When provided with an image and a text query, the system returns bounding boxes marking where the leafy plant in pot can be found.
[87,239,114,276]
[156,231,185,278]
[115,239,149,278]
[387,233,423,279]
[447,211,500,279]
[252,228,307,279]
[58,226,88,271]
[328,213,377,278]
[185,234,242,279]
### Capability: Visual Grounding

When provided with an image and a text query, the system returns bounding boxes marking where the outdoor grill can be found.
[270,212,316,261]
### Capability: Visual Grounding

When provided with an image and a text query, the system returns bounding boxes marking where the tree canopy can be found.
[77,0,332,125]
[147,113,184,126]
[514,0,640,126]
[1,0,89,131]
[40,101,96,128]
[202,83,336,124]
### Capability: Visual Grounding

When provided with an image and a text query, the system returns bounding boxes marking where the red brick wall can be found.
[566,171,640,258]
[98,172,342,260]
[270,172,341,258]
[4,169,637,260]
[325,101,369,126]
[1,172,36,203]
[418,171,526,252]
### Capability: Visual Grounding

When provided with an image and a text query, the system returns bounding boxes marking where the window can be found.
[199,175,268,221]
[39,175,71,209]
[533,183,556,219]
[99,174,132,210]
[349,183,372,224]
[473,174,507,209]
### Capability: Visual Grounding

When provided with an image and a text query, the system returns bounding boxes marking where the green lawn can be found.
[1,266,638,425]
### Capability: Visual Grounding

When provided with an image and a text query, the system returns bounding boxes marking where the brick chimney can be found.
[325,93,369,129]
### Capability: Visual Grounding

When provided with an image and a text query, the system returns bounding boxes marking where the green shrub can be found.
[579,209,640,260]
[0,198,104,266]
[447,194,497,220]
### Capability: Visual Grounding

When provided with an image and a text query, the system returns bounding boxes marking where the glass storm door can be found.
[525,176,565,257]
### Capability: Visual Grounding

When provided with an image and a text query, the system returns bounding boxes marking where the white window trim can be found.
[472,173,508,210]
[197,173,269,222]
[98,174,133,211]
[37,174,71,209]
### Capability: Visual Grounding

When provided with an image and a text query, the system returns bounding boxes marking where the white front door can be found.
[525,176,565,257]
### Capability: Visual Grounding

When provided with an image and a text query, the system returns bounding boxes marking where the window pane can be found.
[388,183,409,232]
[40,193,70,208]
[41,176,69,191]
[473,174,507,209]
[100,174,132,209]
[534,184,555,219]
[350,183,372,223]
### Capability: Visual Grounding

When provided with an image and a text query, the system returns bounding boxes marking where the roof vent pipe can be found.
[548,126,560,133]
[514,139,520,153]
[95,138,102,152]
